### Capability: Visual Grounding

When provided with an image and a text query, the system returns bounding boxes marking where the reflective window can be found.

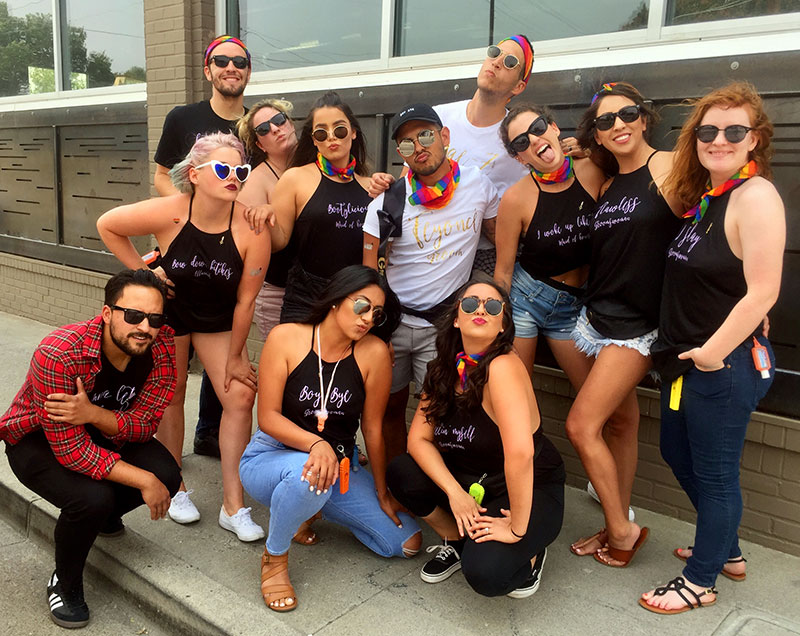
[0,0,55,97]
[395,0,649,57]
[667,0,800,25]
[62,0,146,90]
[239,0,382,71]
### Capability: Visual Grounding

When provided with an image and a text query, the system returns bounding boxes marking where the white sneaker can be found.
[218,506,265,542]
[168,490,200,524]
[586,481,636,522]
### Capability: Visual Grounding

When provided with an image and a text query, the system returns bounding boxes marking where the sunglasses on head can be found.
[195,160,251,182]
[459,296,504,317]
[348,296,387,327]
[254,112,289,136]
[694,124,754,144]
[487,45,520,71]
[508,115,550,154]
[111,305,166,329]
[397,129,437,157]
[312,125,350,143]
[594,104,641,131]
[209,55,249,70]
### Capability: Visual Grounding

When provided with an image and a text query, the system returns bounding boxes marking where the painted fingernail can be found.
[316,489,322,495]
[323,489,328,494]
[309,486,314,492]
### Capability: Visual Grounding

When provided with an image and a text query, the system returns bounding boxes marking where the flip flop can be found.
[570,528,608,556]
[594,526,649,568]
[639,576,717,614]
[673,546,747,582]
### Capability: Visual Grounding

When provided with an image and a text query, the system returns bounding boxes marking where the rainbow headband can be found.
[499,35,534,85]
[204,35,250,67]
[591,82,618,105]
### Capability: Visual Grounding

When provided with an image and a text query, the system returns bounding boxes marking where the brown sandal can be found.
[594,527,649,568]
[570,528,608,556]
[673,546,747,582]
[260,549,297,612]
[292,512,321,546]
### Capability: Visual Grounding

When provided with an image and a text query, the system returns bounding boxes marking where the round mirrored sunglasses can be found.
[397,129,437,158]
[348,296,387,327]
[459,296,504,316]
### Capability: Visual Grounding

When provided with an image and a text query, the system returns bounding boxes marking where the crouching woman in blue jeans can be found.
[641,82,785,614]
[240,265,421,613]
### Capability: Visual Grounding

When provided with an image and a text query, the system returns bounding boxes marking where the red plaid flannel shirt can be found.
[1,315,176,480]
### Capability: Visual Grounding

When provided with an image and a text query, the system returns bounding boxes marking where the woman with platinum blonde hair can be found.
[97,131,270,542]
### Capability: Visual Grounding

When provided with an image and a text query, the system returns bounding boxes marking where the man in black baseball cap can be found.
[389,103,443,140]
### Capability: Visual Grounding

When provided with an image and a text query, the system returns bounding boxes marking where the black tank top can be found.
[261,161,295,288]
[518,176,593,291]
[585,152,682,339]
[281,331,366,460]
[161,195,244,333]
[293,174,370,278]
[652,188,749,382]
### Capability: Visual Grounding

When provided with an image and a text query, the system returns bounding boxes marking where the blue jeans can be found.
[659,336,774,587]
[239,431,420,557]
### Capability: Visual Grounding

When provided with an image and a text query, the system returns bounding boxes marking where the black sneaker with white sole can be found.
[420,542,462,583]
[507,547,547,599]
[47,571,90,629]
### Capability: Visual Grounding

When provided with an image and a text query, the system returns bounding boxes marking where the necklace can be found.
[314,324,348,432]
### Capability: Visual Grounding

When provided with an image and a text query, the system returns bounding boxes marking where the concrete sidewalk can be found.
[1,311,798,636]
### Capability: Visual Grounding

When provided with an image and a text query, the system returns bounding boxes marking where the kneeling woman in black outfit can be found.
[387,280,565,598]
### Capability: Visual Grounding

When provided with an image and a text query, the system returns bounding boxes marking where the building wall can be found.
[3,251,799,555]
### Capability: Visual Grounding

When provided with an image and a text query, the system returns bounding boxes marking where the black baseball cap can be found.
[389,103,443,140]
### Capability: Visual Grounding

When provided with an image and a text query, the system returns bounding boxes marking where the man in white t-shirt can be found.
[363,103,499,459]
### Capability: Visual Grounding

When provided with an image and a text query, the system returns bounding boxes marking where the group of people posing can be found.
[0,32,786,629]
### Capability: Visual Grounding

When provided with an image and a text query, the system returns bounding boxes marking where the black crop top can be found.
[281,331,366,460]
[585,152,682,339]
[518,176,593,289]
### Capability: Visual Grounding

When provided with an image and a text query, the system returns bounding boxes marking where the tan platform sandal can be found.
[260,549,297,612]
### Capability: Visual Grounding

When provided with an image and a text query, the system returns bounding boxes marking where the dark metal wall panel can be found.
[0,127,58,242]
[59,124,149,251]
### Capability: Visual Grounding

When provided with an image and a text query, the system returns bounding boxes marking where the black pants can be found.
[5,430,181,596]
[387,447,565,596]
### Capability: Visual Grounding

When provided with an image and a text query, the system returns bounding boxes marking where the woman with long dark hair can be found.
[97,132,269,540]
[239,265,421,612]
[565,82,682,566]
[267,91,373,322]
[387,280,565,598]
[640,82,784,614]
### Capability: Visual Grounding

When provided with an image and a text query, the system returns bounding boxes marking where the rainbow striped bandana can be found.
[204,35,250,67]
[316,152,356,181]
[407,159,461,209]
[456,351,482,390]
[683,160,758,224]
[532,155,574,185]
[499,35,534,85]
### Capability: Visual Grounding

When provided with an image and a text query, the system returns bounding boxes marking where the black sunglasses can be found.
[254,112,289,136]
[348,297,387,327]
[209,55,248,70]
[508,115,550,154]
[459,296,504,317]
[312,125,350,143]
[594,104,641,131]
[694,124,754,144]
[111,305,166,329]
[397,129,437,157]
[487,45,520,71]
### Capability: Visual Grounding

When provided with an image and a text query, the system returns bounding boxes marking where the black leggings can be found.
[5,430,181,596]
[387,450,565,597]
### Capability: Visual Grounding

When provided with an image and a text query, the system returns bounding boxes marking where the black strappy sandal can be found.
[639,576,718,615]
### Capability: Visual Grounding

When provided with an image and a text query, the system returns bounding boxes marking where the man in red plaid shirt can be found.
[1,269,181,629]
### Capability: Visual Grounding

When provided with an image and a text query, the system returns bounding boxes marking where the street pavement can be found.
[1,311,799,636]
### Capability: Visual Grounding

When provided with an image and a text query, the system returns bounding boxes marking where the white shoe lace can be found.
[171,489,195,510]
[426,544,457,561]
[228,506,259,529]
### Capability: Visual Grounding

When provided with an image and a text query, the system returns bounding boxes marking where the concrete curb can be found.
[0,469,302,636]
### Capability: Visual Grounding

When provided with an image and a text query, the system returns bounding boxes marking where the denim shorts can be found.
[571,306,657,358]
[509,263,582,340]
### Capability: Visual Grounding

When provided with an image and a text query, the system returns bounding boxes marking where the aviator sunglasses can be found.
[254,112,289,136]
[486,45,520,71]
[594,104,641,131]
[312,125,350,143]
[508,115,550,154]
[209,55,249,69]
[111,305,167,329]
[195,160,251,182]
[694,124,754,144]
[397,129,437,157]
[460,296,504,316]
[348,296,387,327]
